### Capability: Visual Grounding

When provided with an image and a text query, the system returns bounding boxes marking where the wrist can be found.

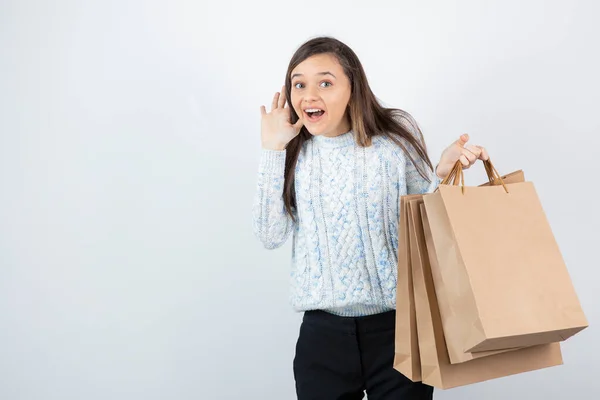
[262,142,287,151]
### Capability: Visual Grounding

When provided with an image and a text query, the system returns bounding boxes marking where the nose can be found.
[303,85,320,103]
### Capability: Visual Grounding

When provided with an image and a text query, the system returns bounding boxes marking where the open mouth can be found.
[304,108,325,122]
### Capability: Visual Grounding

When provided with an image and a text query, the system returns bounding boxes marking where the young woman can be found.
[252,36,488,399]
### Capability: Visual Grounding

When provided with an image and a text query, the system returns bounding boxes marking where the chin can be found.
[304,126,326,136]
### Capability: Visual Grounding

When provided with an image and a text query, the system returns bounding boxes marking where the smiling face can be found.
[289,53,352,137]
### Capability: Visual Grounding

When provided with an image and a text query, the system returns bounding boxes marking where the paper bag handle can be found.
[440,159,509,193]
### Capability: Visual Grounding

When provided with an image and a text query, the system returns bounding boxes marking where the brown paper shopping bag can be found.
[422,160,588,353]
[418,168,527,364]
[393,194,422,381]
[411,202,563,389]
[395,169,526,369]
[408,198,518,364]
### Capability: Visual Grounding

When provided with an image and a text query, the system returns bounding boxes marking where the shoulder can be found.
[375,109,425,155]
[390,109,421,134]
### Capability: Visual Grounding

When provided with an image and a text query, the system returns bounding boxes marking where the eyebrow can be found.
[291,71,337,80]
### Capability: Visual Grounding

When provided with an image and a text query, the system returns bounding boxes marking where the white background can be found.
[1,0,598,399]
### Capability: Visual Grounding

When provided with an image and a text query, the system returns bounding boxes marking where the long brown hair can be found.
[283,36,434,221]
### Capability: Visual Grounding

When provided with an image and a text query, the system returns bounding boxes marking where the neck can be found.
[323,117,351,138]
[313,129,354,148]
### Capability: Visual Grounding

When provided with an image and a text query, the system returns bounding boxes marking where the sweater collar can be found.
[312,130,355,149]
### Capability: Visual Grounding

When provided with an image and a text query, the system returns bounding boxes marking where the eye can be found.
[293,82,304,89]
[320,81,332,88]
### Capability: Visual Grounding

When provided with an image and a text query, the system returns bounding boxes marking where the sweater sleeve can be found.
[395,111,441,194]
[405,151,441,194]
[252,149,295,249]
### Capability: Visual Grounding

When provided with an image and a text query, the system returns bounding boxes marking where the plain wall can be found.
[1,0,598,399]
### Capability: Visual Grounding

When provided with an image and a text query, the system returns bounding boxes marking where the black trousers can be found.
[293,310,433,400]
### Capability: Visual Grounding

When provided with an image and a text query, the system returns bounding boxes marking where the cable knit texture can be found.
[252,114,440,317]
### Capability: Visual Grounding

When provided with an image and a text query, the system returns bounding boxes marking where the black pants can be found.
[293,310,433,400]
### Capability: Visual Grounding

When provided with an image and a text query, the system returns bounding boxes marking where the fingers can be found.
[462,147,477,162]
[465,145,490,161]
[465,145,480,156]
[278,85,286,108]
[271,91,281,111]
[451,136,490,169]
[459,145,480,168]
[260,105,266,116]
[455,135,488,159]
[459,154,470,167]
[269,86,288,112]
[476,145,489,160]
[456,133,469,147]
[293,118,304,131]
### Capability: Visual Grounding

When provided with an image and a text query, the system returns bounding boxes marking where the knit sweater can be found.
[252,117,441,317]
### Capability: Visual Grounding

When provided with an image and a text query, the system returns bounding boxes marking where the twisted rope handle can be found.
[440,159,509,193]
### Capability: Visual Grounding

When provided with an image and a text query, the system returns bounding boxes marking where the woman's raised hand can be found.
[260,86,304,150]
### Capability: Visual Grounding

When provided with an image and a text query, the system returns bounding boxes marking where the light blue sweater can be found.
[252,115,440,317]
